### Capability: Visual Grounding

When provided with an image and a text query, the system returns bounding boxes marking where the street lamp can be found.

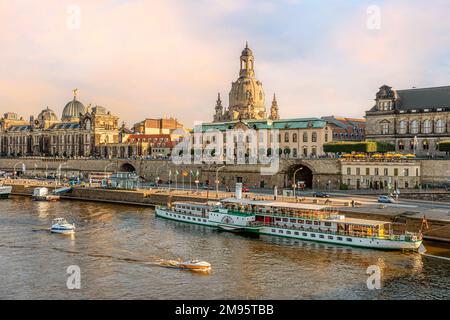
[57,163,68,186]
[13,162,26,179]
[104,162,115,187]
[215,165,226,198]
[293,167,303,200]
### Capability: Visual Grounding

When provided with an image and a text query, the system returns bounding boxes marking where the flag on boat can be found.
[196,169,199,177]
[190,170,194,177]
[175,169,179,176]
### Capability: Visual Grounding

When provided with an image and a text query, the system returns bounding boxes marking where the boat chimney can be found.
[235,183,243,199]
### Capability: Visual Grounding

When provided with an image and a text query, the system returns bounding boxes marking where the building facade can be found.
[0,91,119,157]
[365,85,450,156]
[341,159,421,190]
[322,116,365,141]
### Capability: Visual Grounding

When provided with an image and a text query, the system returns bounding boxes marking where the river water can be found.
[0,197,449,299]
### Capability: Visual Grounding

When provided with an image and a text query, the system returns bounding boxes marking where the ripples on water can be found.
[0,197,449,299]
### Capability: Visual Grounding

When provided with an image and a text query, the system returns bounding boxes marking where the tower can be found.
[213,93,224,122]
[269,94,280,120]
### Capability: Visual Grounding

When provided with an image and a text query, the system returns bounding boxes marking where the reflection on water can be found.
[0,196,449,299]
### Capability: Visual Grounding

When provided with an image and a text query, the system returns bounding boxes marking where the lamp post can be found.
[155,162,168,187]
[215,165,226,198]
[57,163,68,186]
[13,162,26,179]
[104,162,115,187]
[293,167,303,200]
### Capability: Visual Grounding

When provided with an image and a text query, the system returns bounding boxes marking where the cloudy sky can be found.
[1,0,450,127]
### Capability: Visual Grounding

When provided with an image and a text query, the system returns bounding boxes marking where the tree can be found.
[323,141,395,153]
[283,147,291,157]
[438,140,450,152]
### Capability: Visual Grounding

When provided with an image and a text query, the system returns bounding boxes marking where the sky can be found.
[1,0,450,127]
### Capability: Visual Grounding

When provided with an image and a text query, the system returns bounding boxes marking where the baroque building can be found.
[0,90,119,157]
[213,43,278,122]
[365,85,450,156]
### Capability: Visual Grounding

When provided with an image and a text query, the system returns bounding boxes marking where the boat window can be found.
[346,238,352,242]
[319,235,324,239]
[311,234,316,238]
[275,218,281,221]
[290,219,296,223]
[324,222,332,227]
[192,218,196,221]
[302,233,307,236]
[306,220,312,224]
[272,229,276,232]
[313,221,319,225]
[328,236,333,240]
[337,237,343,241]
[294,232,299,235]
[283,218,288,222]
[203,219,207,222]
[187,217,191,220]
[286,231,291,235]
[278,230,283,234]
[298,220,304,224]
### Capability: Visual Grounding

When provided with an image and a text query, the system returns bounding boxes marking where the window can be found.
[311,234,316,238]
[394,168,398,176]
[366,168,370,175]
[312,132,317,142]
[328,236,334,240]
[303,147,308,157]
[286,231,291,235]
[398,141,405,150]
[302,233,307,237]
[284,132,289,143]
[319,235,324,239]
[423,120,432,134]
[398,121,407,134]
[423,140,429,150]
[337,237,343,241]
[410,120,419,134]
[435,119,445,133]
[356,168,360,175]
[292,133,297,143]
[278,230,283,234]
[347,167,351,175]
[404,169,409,176]
[294,232,299,235]
[303,132,308,142]
[293,148,297,158]
[346,238,353,242]
[380,122,389,134]
[325,133,328,142]
[374,168,379,176]
[324,222,332,227]
[384,168,388,176]
[311,147,317,156]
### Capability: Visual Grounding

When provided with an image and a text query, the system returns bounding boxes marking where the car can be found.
[242,186,250,192]
[312,192,330,198]
[378,195,395,203]
[201,185,213,190]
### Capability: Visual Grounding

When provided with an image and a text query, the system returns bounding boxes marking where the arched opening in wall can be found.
[120,163,136,172]
[287,164,313,189]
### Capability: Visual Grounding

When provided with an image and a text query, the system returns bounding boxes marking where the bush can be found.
[323,141,395,153]
[339,183,349,190]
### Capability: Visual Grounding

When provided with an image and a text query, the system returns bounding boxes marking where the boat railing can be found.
[257,222,422,242]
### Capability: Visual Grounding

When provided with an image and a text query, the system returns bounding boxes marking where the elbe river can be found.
[0,197,449,299]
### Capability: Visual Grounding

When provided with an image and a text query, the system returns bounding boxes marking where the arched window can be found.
[398,120,407,134]
[423,120,432,134]
[398,140,404,151]
[312,132,317,142]
[292,133,298,143]
[293,148,298,157]
[303,132,308,142]
[423,140,429,150]
[435,119,445,133]
[302,146,308,157]
[410,120,419,134]
[284,132,289,143]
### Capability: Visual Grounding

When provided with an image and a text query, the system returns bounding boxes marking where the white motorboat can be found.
[32,187,60,201]
[51,218,75,234]
[0,185,12,199]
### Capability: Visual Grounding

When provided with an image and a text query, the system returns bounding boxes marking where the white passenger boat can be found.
[51,218,75,234]
[0,185,12,199]
[156,197,423,251]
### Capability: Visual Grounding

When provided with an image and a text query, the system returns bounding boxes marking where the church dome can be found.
[62,89,86,121]
[38,107,58,122]
[241,42,253,56]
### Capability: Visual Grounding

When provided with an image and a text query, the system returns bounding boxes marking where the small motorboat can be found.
[179,260,211,271]
[51,218,75,234]
[0,185,12,199]
[158,259,211,271]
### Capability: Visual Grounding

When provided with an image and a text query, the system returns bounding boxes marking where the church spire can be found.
[213,92,224,122]
[269,93,280,120]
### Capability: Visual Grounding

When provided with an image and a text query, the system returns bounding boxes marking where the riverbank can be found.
[5,180,450,243]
